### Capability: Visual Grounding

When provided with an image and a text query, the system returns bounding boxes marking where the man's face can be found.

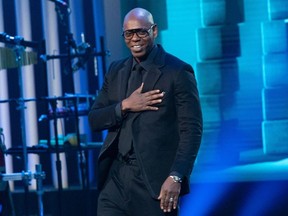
[123,18,157,61]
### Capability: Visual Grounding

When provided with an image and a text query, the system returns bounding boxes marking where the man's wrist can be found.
[169,175,182,183]
[121,99,129,111]
[121,100,129,115]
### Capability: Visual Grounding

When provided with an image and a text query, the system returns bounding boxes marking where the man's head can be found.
[122,8,158,62]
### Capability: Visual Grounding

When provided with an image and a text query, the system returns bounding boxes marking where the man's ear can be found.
[153,24,158,38]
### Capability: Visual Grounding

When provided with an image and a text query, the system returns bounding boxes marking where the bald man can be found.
[89,7,203,216]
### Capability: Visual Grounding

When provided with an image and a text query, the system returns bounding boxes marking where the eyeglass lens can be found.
[123,25,154,39]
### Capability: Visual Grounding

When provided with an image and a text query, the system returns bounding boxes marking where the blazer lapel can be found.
[142,45,166,92]
[142,67,162,93]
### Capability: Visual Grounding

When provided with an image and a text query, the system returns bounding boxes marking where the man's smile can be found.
[131,45,143,52]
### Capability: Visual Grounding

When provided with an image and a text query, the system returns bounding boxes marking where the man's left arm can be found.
[171,66,203,178]
[158,66,203,212]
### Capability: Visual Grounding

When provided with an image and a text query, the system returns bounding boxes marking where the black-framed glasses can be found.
[122,24,156,40]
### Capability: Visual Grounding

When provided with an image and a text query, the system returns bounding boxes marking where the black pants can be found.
[97,157,179,216]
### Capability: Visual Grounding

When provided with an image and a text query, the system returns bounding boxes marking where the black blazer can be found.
[88,45,203,198]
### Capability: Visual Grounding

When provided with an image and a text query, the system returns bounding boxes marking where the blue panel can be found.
[262,120,288,154]
[263,53,288,88]
[261,20,288,54]
[197,25,241,60]
[262,87,288,120]
[268,0,288,20]
[196,59,239,94]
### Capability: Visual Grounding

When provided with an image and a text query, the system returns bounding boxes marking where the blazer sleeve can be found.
[88,63,121,132]
[170,65,203,178]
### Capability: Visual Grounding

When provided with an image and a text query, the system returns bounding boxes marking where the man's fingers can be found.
[147,99,162,105]
[173,196,179,209]
[160,194,176,212]
[144,92,164,106]
[129,87,164,112]
[168,197,174,212]
[144,90,163,97]
[158,193,165,210]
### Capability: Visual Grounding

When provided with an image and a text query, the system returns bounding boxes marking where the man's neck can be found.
[134,45,156,62]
